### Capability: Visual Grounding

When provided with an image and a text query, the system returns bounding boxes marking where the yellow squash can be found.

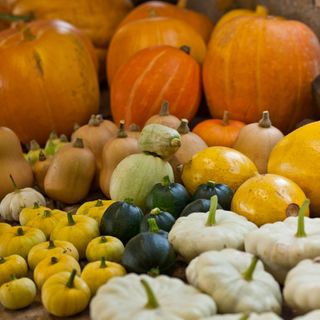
[28,240,79,270]
[50,212,99,258]
[0,255,28,286]
[34,253,81,289]
[81,257,126,295]
[0,222,11,234]
[231,173,309,226]
[0,226,46,259]
[86,236,124,262]
[19,202,51,226]
[0,276,36,310]
[41,270,90,317]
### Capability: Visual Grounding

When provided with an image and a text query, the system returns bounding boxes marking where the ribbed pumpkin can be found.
[119,0,214,43]
[111,45,201,127]
[107,17,206,83]
[203,12,320,133]
[0,20,99,144]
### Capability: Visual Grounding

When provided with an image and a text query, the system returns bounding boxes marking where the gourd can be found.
[0,127,33,199]
[111,45,201,126]
[140,208,175,233]
[109,153,174,208]
[99,121,140,198]
[192,111,245,147]
[0,255,28,286]
[44,138,96,204]
[25,140,41,166]
[233,111,284,173]
[0,20,99,144]
[19,202,50,226]
[33,151,52,192]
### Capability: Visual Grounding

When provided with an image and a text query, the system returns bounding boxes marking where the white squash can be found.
[90,273,217,320]
[186,249,282,314]
[0,175,46,221]
[201,313,283,320]
[293,310,320,320]
[168,196,257,262]
[245,199,320,284]
[284,258,320,314]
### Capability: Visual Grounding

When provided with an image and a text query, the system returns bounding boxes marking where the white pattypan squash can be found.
[201,313,283,320]
[293,310,320,320]
[0,175,46,221]
[245,199,320,284]
[284,258,320,314]
[90,273,217,320]
[186,248,282,315]
[168,196,257,262]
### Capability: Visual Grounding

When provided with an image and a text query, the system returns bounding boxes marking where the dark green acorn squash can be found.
[140,208,175,233]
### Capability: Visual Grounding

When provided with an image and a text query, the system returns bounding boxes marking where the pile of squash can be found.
[0,0,320,319]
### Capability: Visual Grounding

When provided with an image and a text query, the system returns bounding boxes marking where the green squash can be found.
[140,208,175,233]
[110,153,174,209]
[180,198,222,217]
[100,200,143,244]
[145,175,190,218]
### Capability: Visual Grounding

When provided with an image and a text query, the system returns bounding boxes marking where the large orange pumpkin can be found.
[110,45,201,127]
[107,16,206,83]
[0,20,99,144]
[119,0,214,43]
[203,13,320,133]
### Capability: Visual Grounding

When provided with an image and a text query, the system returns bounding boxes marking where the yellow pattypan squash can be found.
[0,255,28,286]
[19,202,51,226]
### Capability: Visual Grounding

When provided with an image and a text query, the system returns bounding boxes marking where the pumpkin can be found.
[233,111,284,174]
[110,153,174,208]
[110,45,201,126]
[33,151,52,192]
[44,138,96,204]
[0,255,28,286]
[81,257,126,295]
[192,111,245,147]
[0,20,99,144]
[182,147,258,194]
[107,17,206,83]
[19,202,50,226]
[119,0,214,43]
[203,11,320,133]
[169,118,208,182]
[0,127,33,199]
[231,173,309,226]
[268,121,320,215]
[0,276,36,310]
[144,100,181,129]
[41,270,90,317]
[99,121,140,198]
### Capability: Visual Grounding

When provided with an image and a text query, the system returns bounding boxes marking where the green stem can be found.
[9,174,18,191]
[239,314,250,320]
[295,199,310,238]
[206,195,218,226]
[16,227,24,236]
[100,257,107,269]
[148,268,160,277]
[95,199,103,207]
[0,257,6,264]
[100,236,108,243]
[242,256,258,281]
[66,269,77,288]
[48,240,55,249]
[207,181,216,188]
[45,139,56,156]
[0,12,33,22]
[43,210,52,217]
[67,212,76,226]
[33,202,40,209]
[10,275,17,281]
[150,208,161,216]
[180,45,191,55]
[170,137,181,148]
[148,218,160,233]
[159,101,170,116]
[124,198,134,205]
[141,279,160,309]
[162,175,171,187]
[51,257,58,265]
[118,120,128,138]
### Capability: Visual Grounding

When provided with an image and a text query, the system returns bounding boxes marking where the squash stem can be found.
[177,119,190,134]
[10,274,17,281]
[206,195,218,226]
[0,12,33,22]
[124,198,134,205]
[141,279,160,309]
[242,256,258,281]
[150,208,161,216]
[95,199,103,207]
[100,236,108,243]
[29,139,40,151]
[59,134,68,143]
[180,46,191,55]
[0,257,6,264]
[51,256,58,265]
[148,218,160,233]
[9,174,18,191]
[222,111,229,126]
[100,257,107,269]
[240,314,250,320]
[73,138,84,148]
[148,268,160,277]
[38,150,46,161]
[33,202,40,209]
[162,175,171,187]
[16,227,24,236]
[170,137,181,148]
[258,111,272,128]
[43,210,52,217]
[159,101,170,116]
[207,181,216,188]
[118,120,128,138]
[66,269,77,288]
[48,240,56,249]
[67,212,76,226]
[295,199,310,238]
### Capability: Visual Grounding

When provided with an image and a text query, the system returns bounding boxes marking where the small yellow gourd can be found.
[0,255,28,286]
[19,202,51,226]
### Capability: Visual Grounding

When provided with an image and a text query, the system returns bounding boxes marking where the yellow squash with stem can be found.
[0,255,28,286]
[19,202,51,226]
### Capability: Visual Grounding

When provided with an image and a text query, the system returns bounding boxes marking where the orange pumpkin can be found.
[107,16,206,83]
[203,13,320,133]
[192,111,245,147]
[111,45,201,127]
[0,20,99,144]
[119,0,214,43]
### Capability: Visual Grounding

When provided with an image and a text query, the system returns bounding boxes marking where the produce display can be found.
[0,1,320,319]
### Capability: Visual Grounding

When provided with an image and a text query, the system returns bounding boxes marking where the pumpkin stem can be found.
[67,212,76,226]
[150,208,161,216]
[95,199,103,207]
[9,174,18,191]
[29,139,40,151]
[177,119,190,134]
[118,120,128,138]
[73,123,80,132]
[16,227,24,236]
[43,209,52,217]
[159,101,170,116]
[73,137,84,148]
[33,202,40,209]
[207,181,216,188]
[100,257,107,269]
[141,279,160,309]
[148,268,160,277]
[242,256,258,281]
[206,195,218,226]
[256,5,268,16]
[170,137,181,148]
[128,123,140,132]
[222,111,230,126]
[147,218,160,233]
[89,114,100,127]
[258,111,272,128]
[10,274,17,281]
[0,257,6,264]
[95,114,104,124]
[295,199,310,238]
[59,134,68,143]
[162,175,171,187]
[48,240,56,249]
[124,198,134,205]
[38,150,46,161]
[100,236,108,243]
[0,12,33,22]
[51,256,58,265]
[66,269,77,288]
[177,0,187,8]
[180,45,191,55]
